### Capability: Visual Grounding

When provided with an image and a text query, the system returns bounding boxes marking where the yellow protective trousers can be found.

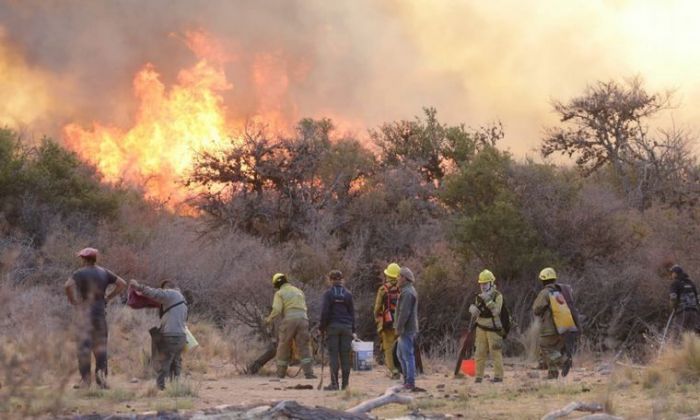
[474,326,504,380]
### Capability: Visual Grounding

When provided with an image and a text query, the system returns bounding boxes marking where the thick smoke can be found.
[1,0,699,153]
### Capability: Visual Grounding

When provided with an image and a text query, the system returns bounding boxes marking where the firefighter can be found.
[533,267,577,379]
[374,262,401,379]
[668,265,700,336]
[265,273,316,379]
[469,269,504,383]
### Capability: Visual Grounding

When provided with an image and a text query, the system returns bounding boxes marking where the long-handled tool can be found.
[658,310,675,357]
[454,315,477,377]
[317,332,326,390]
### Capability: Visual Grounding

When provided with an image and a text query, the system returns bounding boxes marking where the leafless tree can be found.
[542,77,698,210]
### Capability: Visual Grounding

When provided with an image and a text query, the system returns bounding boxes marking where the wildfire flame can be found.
[63,31,243,205]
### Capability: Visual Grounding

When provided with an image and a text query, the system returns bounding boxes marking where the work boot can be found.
[390,371,401,380]
[491,377,503,383]
[302,362,316,379]
[73,378,90,390]
[323,382,339,391]
[276,366,287,379]
[95,369,109,390]
[474,377,483,383]
[562,357,573,378]
[547,370,559,380]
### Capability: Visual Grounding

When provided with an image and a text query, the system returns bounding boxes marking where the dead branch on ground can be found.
[541,401,609,420]
[346,385,414,414]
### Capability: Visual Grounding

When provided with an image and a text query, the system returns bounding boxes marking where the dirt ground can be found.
[20,354,700,419]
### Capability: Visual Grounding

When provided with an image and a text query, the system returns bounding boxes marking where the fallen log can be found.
[346,385,414,415]
[267,400,367,420]
[245,343,276,375]
[541,401,606,420]
[579,415,624,420]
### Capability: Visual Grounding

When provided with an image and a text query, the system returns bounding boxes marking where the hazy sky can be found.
[2,0,700,155]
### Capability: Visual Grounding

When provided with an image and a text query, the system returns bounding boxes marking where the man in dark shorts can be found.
[64,247,127,389]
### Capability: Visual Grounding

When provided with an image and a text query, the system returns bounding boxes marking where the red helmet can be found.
[77,247,99,258]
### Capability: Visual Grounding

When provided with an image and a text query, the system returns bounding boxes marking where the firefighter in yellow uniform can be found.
[468,269,504,383]
[265,273,316,379]
[533,267,574,379]
[374,263,401,379]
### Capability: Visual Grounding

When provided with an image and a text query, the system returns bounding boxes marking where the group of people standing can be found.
[463,267,576,383]
[65,245,699,393]
[265,263,420,391]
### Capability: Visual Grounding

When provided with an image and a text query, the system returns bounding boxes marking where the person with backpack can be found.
[374,263,401,379]
[668,265,700,336]
[129,279,188,390]
[319,270,356,391]
[468,269,505,383]
[532,267,578,379]
[64,247,127,390]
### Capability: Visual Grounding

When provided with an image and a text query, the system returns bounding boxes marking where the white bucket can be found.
[351,340,373,371]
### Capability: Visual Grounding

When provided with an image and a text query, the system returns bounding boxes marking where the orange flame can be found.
[63,31,236,205]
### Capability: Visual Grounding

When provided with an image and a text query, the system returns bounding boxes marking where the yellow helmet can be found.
[538,267,557,281]
[478,269,495,284]
[384,263,401,279]
[272,273,286,285]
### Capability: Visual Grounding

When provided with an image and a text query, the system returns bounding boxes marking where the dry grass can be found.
[643,333,700,388]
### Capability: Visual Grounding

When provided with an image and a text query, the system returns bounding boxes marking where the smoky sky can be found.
[2,0,699,154]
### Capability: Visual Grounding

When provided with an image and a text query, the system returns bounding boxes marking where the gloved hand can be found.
[469,304,480,317]
[479,290,494,302]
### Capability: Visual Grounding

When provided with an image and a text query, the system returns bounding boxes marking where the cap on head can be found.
[272,273,286,286]
[77,247,98,259]
[329,270,343,282]
[670,265,684,275]
[478,269,495,284]
[539,267,557,282]
[384,263,401,279]
[160,280,175,289]
[399,266,415,282]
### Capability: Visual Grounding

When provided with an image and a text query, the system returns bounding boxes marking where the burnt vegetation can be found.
[2,78,700,364]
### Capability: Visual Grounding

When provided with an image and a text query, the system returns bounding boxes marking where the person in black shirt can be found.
[64,247,127,389]
[319,270,356,390]
[669,265,700,336]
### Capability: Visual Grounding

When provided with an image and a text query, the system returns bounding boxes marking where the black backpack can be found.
[500,301,513,338]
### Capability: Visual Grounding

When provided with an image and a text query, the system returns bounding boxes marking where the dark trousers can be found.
[673,309,700,337]
[326,324,352,388]
[157,334,186,389]
[77,316,108,382]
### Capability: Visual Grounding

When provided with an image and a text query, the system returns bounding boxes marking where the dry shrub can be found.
[0,284,76,418]
[643,333,700,389]
[107,305,157,379]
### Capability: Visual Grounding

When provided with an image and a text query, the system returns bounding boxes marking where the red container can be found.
[126,286,160,309]
[460,359,476,377]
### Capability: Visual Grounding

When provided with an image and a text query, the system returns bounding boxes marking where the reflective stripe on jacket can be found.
[267,283,308,322]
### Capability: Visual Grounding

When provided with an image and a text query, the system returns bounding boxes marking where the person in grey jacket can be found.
[395,266,419,391]
[130,279,188,390]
